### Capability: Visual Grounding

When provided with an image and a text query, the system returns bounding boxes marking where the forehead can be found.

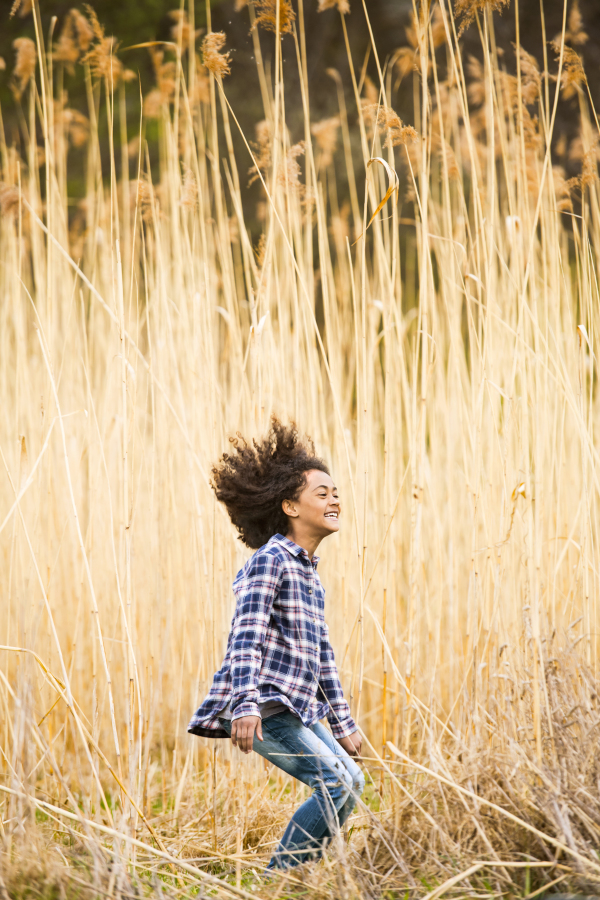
[304,469,335,490]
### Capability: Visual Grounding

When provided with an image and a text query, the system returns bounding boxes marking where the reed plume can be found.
[201,31,231,78]
[317,0,350,14]
[10,37,36,99]
[252,0,296,34]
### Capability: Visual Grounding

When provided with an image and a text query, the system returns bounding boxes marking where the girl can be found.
[188,419,364,870]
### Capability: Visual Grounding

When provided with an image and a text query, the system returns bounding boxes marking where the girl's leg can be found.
[308,721,365,828]
[219,713,354,869]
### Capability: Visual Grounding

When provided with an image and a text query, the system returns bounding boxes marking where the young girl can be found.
[188,420,364,870]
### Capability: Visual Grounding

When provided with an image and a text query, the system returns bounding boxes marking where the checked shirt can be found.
[188,534,356,740]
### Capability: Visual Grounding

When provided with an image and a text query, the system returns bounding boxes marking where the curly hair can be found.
[211,418,330,549]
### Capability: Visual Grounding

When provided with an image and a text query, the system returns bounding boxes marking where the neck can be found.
[285,527,322,561]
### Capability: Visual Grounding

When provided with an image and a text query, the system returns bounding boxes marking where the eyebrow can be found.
[313,484,337,491]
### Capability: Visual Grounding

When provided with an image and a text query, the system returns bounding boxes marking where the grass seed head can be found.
[252,0,296,34]
[311,116,340,167]
[54,23,79,72]
[0,183,20,217]
[439,143,460,181]
[518,46,541,105]
[144,47,177,117]
[454,0,510,39]
[466,55,485,106]
[11,37,36,100]
[278,140,306,196]
[79,6,134,82]
[248,119,272,186]
[564,0,588,46]
[551,41,586,98]
[318,0,350,14]
[581,139,599,189]
[63,108,90,148]
[201,31,231,78]
[394,46,418,81]
[431,5,447,48]
[10,0,33,17]
[168,10,202,48]
[72,9,94,52]
[180,165,198,210]
[143,90,163,119]
[254,232,267,268]
[373,105,419,149]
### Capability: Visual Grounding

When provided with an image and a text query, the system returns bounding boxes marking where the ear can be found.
[282,498,299,518]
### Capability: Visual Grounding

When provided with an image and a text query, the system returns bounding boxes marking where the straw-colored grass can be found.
[1,0,600,897]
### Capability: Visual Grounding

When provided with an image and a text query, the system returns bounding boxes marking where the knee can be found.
[352,769,365,799]
[321,766,353,809]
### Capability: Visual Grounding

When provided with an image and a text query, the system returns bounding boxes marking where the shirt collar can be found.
[271,533,320,567]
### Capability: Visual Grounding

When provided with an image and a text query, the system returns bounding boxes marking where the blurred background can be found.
[2,0,599,230]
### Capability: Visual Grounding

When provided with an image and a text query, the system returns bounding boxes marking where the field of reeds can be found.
[1,0,600,897]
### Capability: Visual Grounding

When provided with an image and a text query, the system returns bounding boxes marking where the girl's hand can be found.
[231,715,263,754]
[337,730,362,758]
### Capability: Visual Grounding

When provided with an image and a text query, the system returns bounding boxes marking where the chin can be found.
[323,521,340,534]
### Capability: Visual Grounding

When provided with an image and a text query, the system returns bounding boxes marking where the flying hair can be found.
[211,418,329,549]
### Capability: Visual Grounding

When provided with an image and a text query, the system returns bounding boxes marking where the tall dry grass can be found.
[1,0,600,897]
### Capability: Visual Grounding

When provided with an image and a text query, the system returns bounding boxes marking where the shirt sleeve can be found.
[318,621,357,739]
[229,552,283,721]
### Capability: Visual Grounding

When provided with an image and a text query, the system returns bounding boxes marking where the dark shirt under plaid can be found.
[188,534,356,740]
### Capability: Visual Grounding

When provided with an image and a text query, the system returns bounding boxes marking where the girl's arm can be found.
[229,553,282,720]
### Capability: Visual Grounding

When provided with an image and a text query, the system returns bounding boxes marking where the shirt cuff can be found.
[329,716,357,739]
[231,701,260,720]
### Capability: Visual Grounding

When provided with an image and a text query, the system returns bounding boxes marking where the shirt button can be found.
[308,589,313,594]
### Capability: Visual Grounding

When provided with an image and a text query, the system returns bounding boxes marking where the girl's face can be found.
[283,469,341,536]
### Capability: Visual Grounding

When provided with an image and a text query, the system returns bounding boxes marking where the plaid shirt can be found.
[188,534,356,740]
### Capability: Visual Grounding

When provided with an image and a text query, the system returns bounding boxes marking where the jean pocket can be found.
[261,710,295,735]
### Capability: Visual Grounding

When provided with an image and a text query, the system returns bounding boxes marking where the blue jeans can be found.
[219,711,365,869]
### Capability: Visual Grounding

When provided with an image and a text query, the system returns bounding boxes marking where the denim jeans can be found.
[219,711,365,869]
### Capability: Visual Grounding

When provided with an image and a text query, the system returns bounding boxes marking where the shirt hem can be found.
[188,724,230,739]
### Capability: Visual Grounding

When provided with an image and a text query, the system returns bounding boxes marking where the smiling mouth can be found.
[324,512,338,519]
